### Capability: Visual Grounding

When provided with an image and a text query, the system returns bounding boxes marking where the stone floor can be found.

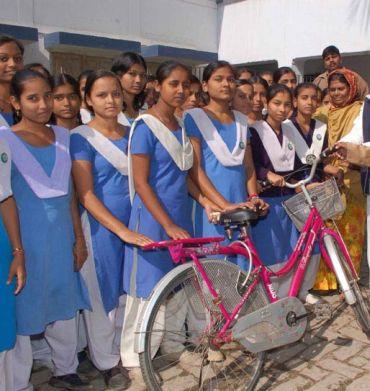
[31,292,370,391]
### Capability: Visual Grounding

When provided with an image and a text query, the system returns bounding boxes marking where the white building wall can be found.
[0,0,218,52]
[218,0,370,72]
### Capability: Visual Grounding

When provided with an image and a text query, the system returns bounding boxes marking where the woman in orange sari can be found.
[314,69,366,292]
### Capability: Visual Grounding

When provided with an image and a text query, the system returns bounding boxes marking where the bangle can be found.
[12,247,24,255]
[248,194,259,200]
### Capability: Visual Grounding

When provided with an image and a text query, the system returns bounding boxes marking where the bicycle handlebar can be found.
[259,147,337,191]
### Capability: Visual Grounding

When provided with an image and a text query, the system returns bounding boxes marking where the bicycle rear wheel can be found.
[138,259,269,391]
[324,235,370,333]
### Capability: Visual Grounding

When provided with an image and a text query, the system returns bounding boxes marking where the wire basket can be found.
[282,178,345,231]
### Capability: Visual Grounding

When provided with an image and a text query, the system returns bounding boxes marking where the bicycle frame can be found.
[152,204,357,342]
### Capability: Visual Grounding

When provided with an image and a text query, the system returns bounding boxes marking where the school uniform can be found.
[250,120,313,298]
[70,125,131,370]
[121,114,193,367]
[0,137,15,391]
[184,108,250,268]
[118,112,135,127]
[80,108,92,124]
[283,118,328,296]
[0,126,90,390]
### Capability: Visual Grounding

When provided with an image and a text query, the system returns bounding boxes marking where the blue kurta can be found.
[1,116,16,350]
[70,132,131,313]
[184,112,250,268]
[10,136,90,335]
[249,124,300,266]
[124,120,193,299]
[0,211,15,351]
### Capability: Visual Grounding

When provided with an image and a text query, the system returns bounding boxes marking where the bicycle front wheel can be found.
[138,259,269,391]
[324,234,370,333]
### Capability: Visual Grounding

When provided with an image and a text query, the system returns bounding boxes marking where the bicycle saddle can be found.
[218,208,259,225]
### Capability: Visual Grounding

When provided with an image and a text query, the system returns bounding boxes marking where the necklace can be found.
[152,107,177,129]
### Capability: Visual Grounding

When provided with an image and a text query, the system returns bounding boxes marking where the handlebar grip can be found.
[320,147,337,159]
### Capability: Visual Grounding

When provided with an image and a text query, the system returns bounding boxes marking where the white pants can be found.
[0,350,14,391]
[31,312,87,367]
[120,296,147,368]
[80,217,124,371]
[13,317,79,391]
[270,254,320,299]
[120,292,201,368]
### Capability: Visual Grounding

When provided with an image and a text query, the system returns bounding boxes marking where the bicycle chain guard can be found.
[232,297,307,353]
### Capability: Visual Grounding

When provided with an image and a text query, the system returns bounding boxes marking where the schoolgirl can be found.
[283,82,329,300]
[250,84,317,301]
[111,52,147,126]
[51,73,81,130]
[0,137,25,391]
[71,70,151,389]
[184,61,266,268]
[77,69,94,124]
[2,69,90,390]
[0,35,24,126]
[247,75,268,124]
[273,66,298,91]
[121,60,195,371]
[232,78,254,116]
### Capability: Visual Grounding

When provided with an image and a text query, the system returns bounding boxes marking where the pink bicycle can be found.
[136,152,370,391]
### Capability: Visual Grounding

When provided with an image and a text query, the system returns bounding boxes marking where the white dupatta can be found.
[71,125,128,176]
[284,119,326,163]
[253,120,296,171]
[118,112,131,127]
[0,126,71,198]
[185,108,248,166]
[0,135,12,201]
[128,114,193,203]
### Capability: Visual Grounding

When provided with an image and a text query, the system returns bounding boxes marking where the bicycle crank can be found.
[232,297,307,353]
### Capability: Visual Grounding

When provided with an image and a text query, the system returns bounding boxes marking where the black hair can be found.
[10,69,53,123]
[266,83,293,103]
[111,52,147,111]
[50,73,81,125]
[53,73,79,95]
[202,60,236,83]
[236,66,255,79]
[249,75,269,91]
[236,78,253,88]
[260,70,273,78]
[0,34,24,55]
[328,72,350,88]
[10,69,53,100]
[190,74,201,85]
[155,60,191,84]
[83,69,124,113]
[273,67,297,84]
[146,74,156,83]
[293,82,318,98]
[322,88,329,98]
[24,63,51,78]
[77,69,94,84]
[322,45,340,59]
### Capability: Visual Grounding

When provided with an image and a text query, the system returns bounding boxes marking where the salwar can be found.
[13,317,79,391]
[0,350,14,391]
[81,220,123,371]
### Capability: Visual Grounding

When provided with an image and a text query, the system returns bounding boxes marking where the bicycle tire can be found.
[325,235,370,333]
[138,259,268,391]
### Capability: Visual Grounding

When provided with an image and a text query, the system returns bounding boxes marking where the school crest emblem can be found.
[1,152,8,163]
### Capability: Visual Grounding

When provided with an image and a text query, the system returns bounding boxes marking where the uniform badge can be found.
[288,142,293,150]
[1,152,8,163]
[316,134,322,141]
[239,141,245,149]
